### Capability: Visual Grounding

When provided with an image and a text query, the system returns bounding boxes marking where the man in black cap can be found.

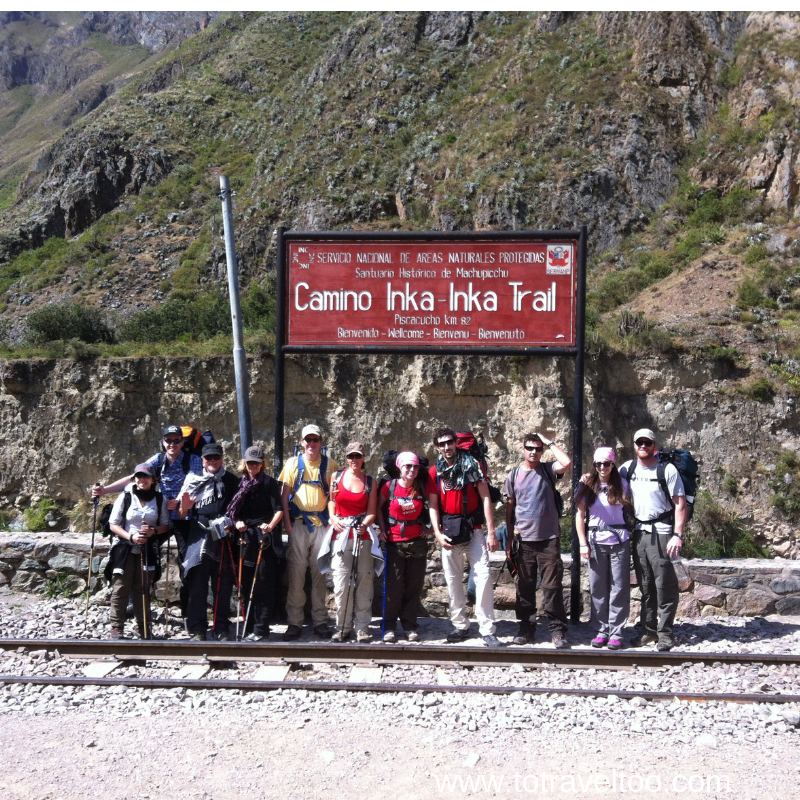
[177,442,240,640]
[92,424,204,621]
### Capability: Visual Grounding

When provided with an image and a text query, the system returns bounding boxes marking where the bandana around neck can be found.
[435,451,482,490]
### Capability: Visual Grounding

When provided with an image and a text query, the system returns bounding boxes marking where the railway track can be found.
[1,638,798,705]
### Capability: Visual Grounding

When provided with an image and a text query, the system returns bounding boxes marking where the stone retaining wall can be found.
[2,532,799,619]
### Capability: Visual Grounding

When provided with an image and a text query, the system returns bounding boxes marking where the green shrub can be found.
[770,451,800,521]
[740,376,776,403]
[24,497,59,532]
[737,279,767,309]
[559,512,573,553]
[744,244,768,266]
[119,293,232,342]
[683,490,769,559]
[242,281,277,332]
[25,302,115,345]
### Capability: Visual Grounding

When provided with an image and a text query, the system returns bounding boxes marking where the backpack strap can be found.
[288,453,331,532]
[628,460,675,526]
[539,462,561,512]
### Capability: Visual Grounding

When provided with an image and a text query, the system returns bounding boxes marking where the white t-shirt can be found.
[619,460,684,535]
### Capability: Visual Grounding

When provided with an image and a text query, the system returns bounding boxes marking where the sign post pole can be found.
[274,226,287,473]
[219,174,252,451]
[570,225,588,623]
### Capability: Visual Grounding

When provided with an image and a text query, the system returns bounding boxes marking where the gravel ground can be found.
[2,588,800,799]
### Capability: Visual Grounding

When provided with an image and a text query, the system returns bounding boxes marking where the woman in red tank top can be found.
[377,451,431,643]
[327,441,377,642]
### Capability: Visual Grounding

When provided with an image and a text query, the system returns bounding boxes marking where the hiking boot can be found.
[282,624,302,641]
[356,630,372,643]
[245,633,268,642]
[331,630,351,642]
[607,636,624,650]
[406,630,420,642]
[446,627,470,643]
[107,628,123,640]
[656,637,675,652]
[314,624,332,640]
[551,631,569,649]
[482,634,502,649]
[189,632,206,641]
[383,631,397,644]
[630,631,658,647]
[591,634,608,648]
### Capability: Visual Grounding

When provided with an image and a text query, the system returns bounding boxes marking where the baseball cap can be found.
[301,424,322,439]
[244,445,265,462]
[133,463,154,477]
[202,442,224,457]
[163,424,182,437]
[633,428,656,443]
[345,441,364,457]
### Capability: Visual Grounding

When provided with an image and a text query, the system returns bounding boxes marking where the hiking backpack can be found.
[287,446,330,526]
[626,448,698,524]
[455,431,502,504]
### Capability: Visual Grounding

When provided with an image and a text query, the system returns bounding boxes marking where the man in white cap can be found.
[619,428,686,651]
[278,424,339,640]
[503,432,572,648]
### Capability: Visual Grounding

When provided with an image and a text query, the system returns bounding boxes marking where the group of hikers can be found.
[91,422,688,652]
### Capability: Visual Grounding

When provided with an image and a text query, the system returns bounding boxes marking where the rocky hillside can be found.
[0,11,799,553]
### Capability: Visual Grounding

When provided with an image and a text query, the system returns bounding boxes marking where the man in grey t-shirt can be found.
[618,428,686,651]
[503,432,572,648]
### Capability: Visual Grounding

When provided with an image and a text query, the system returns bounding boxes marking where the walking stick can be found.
[235,532,245,641]
[381,541,388,638]
[225,538,246,623]
[339,528,361,639]
[212,548,226,637]
[243,528,267,638]
[141,538,151,640]
[85,486,99,628]
[163,532,171,631]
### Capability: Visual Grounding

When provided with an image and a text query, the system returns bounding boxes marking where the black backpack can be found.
[625,448,698,524]
[100,491,164,538]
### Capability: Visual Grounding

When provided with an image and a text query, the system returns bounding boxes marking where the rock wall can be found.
[0,350,798,555]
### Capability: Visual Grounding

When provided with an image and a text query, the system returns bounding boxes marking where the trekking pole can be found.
[212,550,226,637]
[225,538,247,623]
[141,539,151,640]
[381,541,388,638]
[85,485,100,628]
[243,528,267,637]
[163,532,171,632]
[339,528,360,639]
[235,532,245,641]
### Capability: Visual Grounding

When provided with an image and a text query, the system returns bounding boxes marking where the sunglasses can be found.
[304,436,321,443]
[594,461,614,469]
[204,455,222,462]
[635,439,654,447]
[346,453,363,460]
[524,445,544,452]
[400,463,419,469]
[436,439,455,448]
[164,438,183,445]
[245,460,261,466]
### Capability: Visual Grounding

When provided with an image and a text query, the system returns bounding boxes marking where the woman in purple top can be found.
[575,447,632,650]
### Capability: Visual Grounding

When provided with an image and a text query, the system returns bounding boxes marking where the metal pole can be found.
[219,175,252,451]
[570,225,588,623]
[274,226,287,473]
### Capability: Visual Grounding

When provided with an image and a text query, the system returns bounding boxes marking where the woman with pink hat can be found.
[575,447,632,649]
[377,451,431,643]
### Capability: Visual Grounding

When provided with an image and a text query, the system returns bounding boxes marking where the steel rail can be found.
[1,638,798,670]
[0,673,796,705]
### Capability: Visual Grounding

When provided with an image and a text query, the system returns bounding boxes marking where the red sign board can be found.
[286,239,577,348]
